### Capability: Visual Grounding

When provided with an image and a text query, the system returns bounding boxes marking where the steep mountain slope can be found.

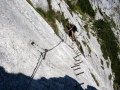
[89,0,120,45]
[0,0,119,90]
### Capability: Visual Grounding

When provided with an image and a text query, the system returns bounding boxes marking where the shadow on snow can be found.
[0,66,97,90]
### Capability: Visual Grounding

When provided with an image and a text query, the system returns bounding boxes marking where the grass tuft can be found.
[109,74,112,80]
[91,73,99,86]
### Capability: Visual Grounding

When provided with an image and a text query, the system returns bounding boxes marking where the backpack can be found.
[70,24,78,32]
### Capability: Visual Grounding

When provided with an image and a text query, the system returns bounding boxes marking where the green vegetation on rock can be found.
[91,73,99,86]
[65,0,95,18]
[93,19,120,87]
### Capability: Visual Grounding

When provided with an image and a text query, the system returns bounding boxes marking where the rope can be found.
[26,31,80,90]
[59,30,67,42]
[26,52,44,90]
[47,40,63,52]
[26,38,64,90]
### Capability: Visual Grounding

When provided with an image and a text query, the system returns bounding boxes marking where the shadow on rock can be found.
[0,66,97,90]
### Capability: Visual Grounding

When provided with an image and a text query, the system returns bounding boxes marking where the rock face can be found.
[30,0,49,11]
[89,0,120,44]
[1,0,120,90]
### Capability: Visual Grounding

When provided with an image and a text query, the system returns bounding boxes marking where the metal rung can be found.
[73,67,81,71]
[71,64,80,68]
[75,59,80,61]
[76,72,84,75]
[75,61,83,65]
[73,54,80,58]
[74,83,84,87]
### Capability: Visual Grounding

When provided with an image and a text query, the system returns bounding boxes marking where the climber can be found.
[67,23,78,41]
